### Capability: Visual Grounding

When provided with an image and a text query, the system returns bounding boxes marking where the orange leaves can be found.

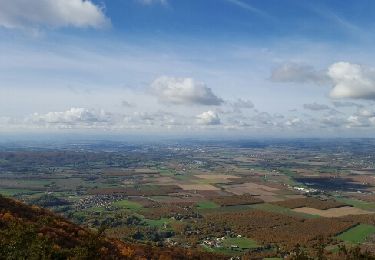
[1,212,15,221]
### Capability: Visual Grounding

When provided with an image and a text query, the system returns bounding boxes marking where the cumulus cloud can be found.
[328,62,375,100]
[0,0,109,30]
[303,102,331,111]
[151,76,223,106]
[270,63,329,84]
[31,108,111,125]
[196,111,221,125]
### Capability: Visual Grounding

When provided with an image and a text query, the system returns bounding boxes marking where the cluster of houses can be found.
[75,194,124,210]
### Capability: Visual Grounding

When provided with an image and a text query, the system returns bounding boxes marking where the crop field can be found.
[222,237,259,249]
[336,197,375,211]
[337,224,375,243]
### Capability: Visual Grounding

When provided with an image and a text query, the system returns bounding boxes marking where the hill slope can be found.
[0,195,225,260]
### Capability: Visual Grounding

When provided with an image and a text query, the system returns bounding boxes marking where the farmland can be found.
[0,138,375,258]
[337,224,375,243]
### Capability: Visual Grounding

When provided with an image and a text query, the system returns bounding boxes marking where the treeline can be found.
[210,194,263,206]
[273,197,348,210]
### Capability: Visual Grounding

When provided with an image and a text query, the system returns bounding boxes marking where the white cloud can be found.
[196,111,221,125]
[31,107,111,125]
[328,62,375,100]
[0,0,109,30]
[271,63,328,84]
[303,102,331,111]
[151,76,223,106]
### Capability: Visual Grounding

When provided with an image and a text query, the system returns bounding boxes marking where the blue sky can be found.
[1,0,375,137]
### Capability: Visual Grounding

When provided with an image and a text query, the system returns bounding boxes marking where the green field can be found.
[144,218,173,228]
[202,236,259,256]
[336,197,375,211]
[112,199,143,210]
[196,201,220,209]
[337,224,375,243]
[222,237,259,249]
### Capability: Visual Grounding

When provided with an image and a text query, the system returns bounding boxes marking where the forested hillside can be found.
[0,195,225,260]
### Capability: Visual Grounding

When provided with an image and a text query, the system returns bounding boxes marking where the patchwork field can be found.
[2,139,375,258]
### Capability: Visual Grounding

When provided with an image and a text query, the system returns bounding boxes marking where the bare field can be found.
[292,206,374,217]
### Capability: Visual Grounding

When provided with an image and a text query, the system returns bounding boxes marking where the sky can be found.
[1,0,375,137]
